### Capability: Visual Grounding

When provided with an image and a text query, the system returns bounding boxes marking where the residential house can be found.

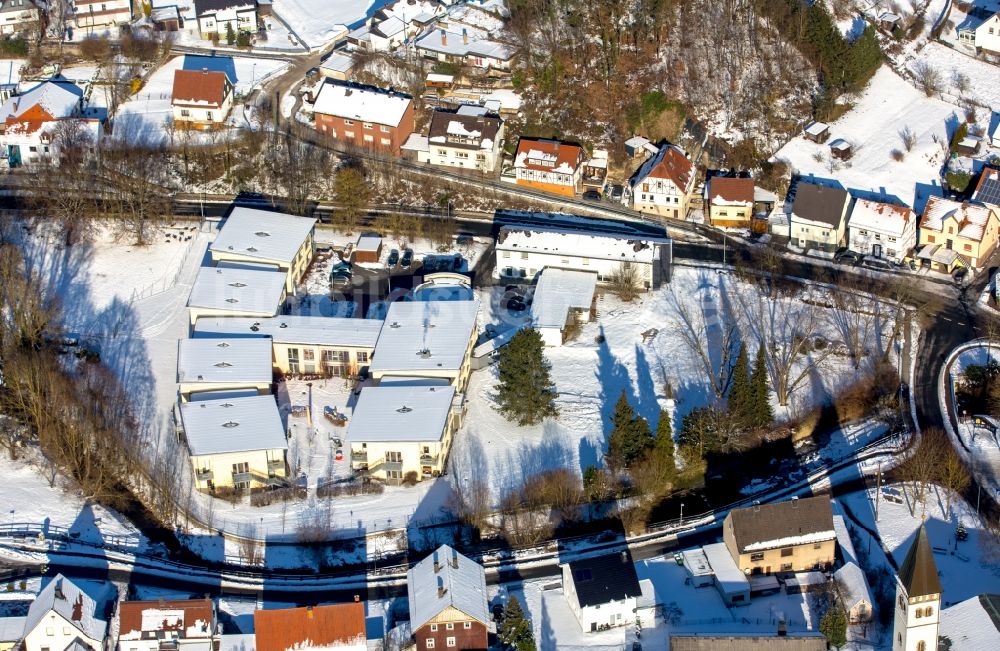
[493,223,670,289]
[369,299,480,390]
[991,118,1000,148]
[629,143,695,219]
[150,5,182,31]
[22,575,109,651]
[253,603,366,651]
[847,198,917,263]
[879,12,903,32]
[706,176,754,229]
[789,183,852,252]
[561,550,642,632]
[892,524,941,651]
[319,52,354,81]
[348,384,462,481]
[958,10,1000,53]
[186,266,288,326]
[312,81,414,154]
[722,496,836,575]
[0,79,99,168]
[172,68,234,128]
[835,562,873,624]
[0,615,25,651]
[194,0,258,40]
[414,106,504,173]
[530,268,597,347]
[209,207,317,293]
[513,138,584,197]
[176,338,273,401]
[413,28,513,72]
[916,196,1000,271]
[73,0,133,34]
[938,594,1000,651]
[180,394,287,491]
[580,150,608,190]
[407,545,490,651]
[192,316,382,377]
[0,0,41,35]
[972,167,1000,209]
[624,135,654,158]
[668,635,827,650]
[117,598,216,651]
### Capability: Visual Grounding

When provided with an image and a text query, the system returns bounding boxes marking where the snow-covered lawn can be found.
[773,65,957,210]
[115,55,289,144]
[949,344,1000,500]
[0,58,25,85]
[272,0,385,49]
[452,266,895,501]
[903,41,1000,112]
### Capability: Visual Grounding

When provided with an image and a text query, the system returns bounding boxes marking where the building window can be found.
[380,125,390,133]
[387,451,402,463]
[446,623,454,630]
[502,251,510,258]
[927,234,935,243]
[924,606,933,616]
[430,624,437,632]
[520,252,528,260]
[463,621,472,629]
[45,628,53,636]
[964,244,972,252]
[363,122,373,129]
[363,134,374,142]
[446,639,456,648]
[381,138,391,146]
[780,547,793,557]
[303,349,315,361]
[780,563,793,572]
[750,552,764,562]
[357,351,369,363]
[813,543,822,549]
[426,640,435,649]
[344,119,354,126]
[345,131,355,138]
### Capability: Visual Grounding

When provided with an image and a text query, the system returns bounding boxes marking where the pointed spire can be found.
[898,523,942,598]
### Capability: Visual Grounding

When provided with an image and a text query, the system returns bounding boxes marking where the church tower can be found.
[892,524,942,651]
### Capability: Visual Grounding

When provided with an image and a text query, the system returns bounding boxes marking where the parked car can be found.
[834,249,862,265]
[452,254,463,271]
[423,257,438,272]
[582,189,602,201]
[401,249,413,268]
[387,249,400,266]
[862,256,893,271]
[610,184,624,201]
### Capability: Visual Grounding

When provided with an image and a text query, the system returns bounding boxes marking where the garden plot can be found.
[773,65,958,209]
[452,266,897,501]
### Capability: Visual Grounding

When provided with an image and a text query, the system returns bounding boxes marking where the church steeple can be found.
[892,523,942,651]
[898,523,942,598]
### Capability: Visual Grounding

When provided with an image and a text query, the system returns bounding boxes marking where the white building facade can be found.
[847,198,917,263]
[629,144,695,219]
[73,0,132,34]
[0,0,41,35]
[195,1,258,39]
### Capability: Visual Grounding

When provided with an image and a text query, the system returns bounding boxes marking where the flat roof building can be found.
[187,266,288,326]
[176,338,274,400]
[209,208,316,292]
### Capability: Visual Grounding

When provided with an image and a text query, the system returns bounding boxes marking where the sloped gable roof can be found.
[0,79,82,132]
[708,177,754,206]
[631,143,693,192]
[25,575,106,643]
[898,524,942,598]
[253,603,365,651]
[726,496,835,552]
[513,138,583,175]
[791,183,851,228]
[118,598,214,640]
[173,69,230,107]
[566,549,642,608]
[919,196,997,242]
[407,545,489,630]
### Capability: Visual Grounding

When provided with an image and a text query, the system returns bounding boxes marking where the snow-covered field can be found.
[773,65,956,210]
[272,0,387,49]
[904,41,1000,112]
[949,344,1000,500]
[0,58,25,85]
[115,55,288,143]
[452,266,895,501]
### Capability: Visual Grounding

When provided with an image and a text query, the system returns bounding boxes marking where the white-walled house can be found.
[0,0,42,36]
[209,207,316,292]
[348,384,462,482]
[0,79,99,168]
[412,106,504,173]
[176,337,274,400]
[512,138,584,197]
[493,224,669,289]
[171,68,234,129]
[847,198,916,263]
[629,143,695,219]
[958,11,1000,53]
[194,0,258,39]
[179,394,287,491]
[73,0,133,34]
[22,575,109,651]
[561,550,643,632]
[789,183,852,252]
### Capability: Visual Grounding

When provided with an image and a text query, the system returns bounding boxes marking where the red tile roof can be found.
[253,603,365,651]
[172,69,230,107]
[118,598,214,639]
[514,138,583,174]
[708,177,754,205]
[641,145,694,191]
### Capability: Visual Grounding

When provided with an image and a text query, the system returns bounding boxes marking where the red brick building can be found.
[313,81,414,155]
[408,545,491,650]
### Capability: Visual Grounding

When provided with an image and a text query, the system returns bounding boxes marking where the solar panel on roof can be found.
[977,178,1000,207]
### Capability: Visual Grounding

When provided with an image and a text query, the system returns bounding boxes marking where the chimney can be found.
[777,619,787,637]
[307,606,313,619]
[437,575,447,598]
[440,29,447,46]
[202,68,208,74]
[791,496,799,508]
[620,551,628,563]
[433,550,441,573]
[354,595,360,603]
[462,28,468,45]
[752,500,760,512]
[159,596,166,607]
[451,548,458,569]
[54,579,65,601]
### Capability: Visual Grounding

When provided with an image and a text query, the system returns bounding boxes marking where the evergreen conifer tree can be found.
[654,408,675,465]
[751,344,774,429]
[727,343,752,426]
[819,605,847,649]
[225,23,236,45]
[499,596,536,651]
[493,328,558,426]
[608,390,653,468]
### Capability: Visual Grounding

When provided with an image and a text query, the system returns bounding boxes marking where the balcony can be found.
[195,469,213,483]
[419,453,440,466]
[267,459,285,472]
[351,450,368,464]
[383,460,403,472]
[232,471,252,485]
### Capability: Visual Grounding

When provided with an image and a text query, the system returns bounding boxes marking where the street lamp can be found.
[679,502,684,527]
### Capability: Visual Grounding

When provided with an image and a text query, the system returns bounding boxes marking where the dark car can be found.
[610,184,624,201]
[862,256,893,271]
[387,249,400,267]
[305,67,320,79]
[505,296,527,312]
[423,257,437,273]
[452,254,463,271]
[401,249,413,268]
[582,189,602,201]
[834,249,862,265]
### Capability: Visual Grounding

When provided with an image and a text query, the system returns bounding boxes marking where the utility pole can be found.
[679,502,684,527]
[875,461,882,522]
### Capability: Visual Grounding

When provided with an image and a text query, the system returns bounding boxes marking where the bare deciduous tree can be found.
[898,126,917,152]
[667,280,740,400]
[912,61,942,97]
[610,261,642,302]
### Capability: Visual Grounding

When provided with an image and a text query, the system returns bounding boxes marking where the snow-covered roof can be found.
[320,52,354,75]
[407,545,489,631]
[187,267,287,315]
[0,616,25,642]
[401,133,429,153]
[702,542,750,595]
[25,575,107,643]
[940,594,1000,650]
[727,495,835,552]
[177,338,273,385]
[848,198,914,237]
[210,207,316,265]
[879,12,902,23]
[193,315,383,349]
[372,15,405,39]
[348,384,455,443]
[834,562,871,610]
[680,548,713,577]
[180,394,287,456]
[832,514,858,566]
[514,138,582,175]
[370,299,479,375]
[312,81,412,127]
[624,135,650,149]
[0,79,82,123]
[118,598,214,641]
[356,235,382,252]
[920,196,997,242]
[426,73,454,83]
[530,268,596,331]
[804,121,829,136]
[496,225,660,265]
[414,29,510,61]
